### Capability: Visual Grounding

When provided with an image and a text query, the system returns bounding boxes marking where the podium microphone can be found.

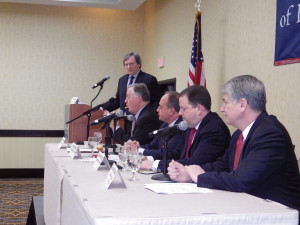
[91,109,123,126]
[92,75,110,89]
[149,121,188,137]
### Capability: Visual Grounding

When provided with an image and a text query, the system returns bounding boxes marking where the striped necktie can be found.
[128,75,134,86]
[130,116,136,137]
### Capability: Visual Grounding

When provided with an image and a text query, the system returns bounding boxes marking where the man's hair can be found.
[129,83,150,102]
[179,85,211,110]
[123,52,142,67]
[165,91,180,112]
[221,75,266,112]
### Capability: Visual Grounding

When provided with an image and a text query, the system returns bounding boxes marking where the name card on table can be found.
[58,137,68,149]
[105,163,126,189]
[69,143,82,159]
[93,152,110,170]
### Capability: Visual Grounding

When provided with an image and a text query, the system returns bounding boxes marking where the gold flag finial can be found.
[195,0,201,12]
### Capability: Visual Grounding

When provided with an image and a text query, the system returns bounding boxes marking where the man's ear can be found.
[240,98,247,111]
[196,104,205,114]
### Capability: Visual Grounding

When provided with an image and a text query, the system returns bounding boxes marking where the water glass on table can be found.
[127,150,142,182]
[94,132,102,143]
[118,146,129,172]
[88,137,98,157]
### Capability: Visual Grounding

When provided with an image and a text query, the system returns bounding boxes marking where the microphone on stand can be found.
[90,109,123,126]
[113,114,134,122]
[92,75,110,89]
[148,121,188,137]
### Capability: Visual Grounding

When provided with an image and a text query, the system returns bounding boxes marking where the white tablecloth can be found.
[44,143,299,225]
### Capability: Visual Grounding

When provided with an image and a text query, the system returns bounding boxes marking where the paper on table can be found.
[144,182,213,194]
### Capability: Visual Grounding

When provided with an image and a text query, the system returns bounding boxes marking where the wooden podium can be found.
[64,104,105,143]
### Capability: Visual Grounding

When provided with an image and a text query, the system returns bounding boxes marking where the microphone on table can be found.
[92,75,110,89]
[148,121,188,137]
[90,109,123,126]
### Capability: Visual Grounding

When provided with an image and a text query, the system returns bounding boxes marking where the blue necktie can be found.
[128,76,134,86]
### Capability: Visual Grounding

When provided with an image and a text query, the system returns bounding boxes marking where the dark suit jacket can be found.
[114,104,161,145]
[158,112,231,171]
[132,104,162,145]
[142,117,185,160]
[199,112,300,212]
[101,70,162,112]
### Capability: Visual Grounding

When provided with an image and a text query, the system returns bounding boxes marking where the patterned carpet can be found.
[0,179,44,225]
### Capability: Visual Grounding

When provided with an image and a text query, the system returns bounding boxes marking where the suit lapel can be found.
[133,104,149,133]
[237,112,267,159]
[187,112,212,156]
[134,71,144,83]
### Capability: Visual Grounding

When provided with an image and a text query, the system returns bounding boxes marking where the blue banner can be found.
[274,0,300,66]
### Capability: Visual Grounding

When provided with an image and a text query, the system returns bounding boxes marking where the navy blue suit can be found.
[199,112,300,213]
[114,104,161,145]
[142,117,184,160]
[101,70,162,112]
[158,112,231,171]
[132,104,161,145]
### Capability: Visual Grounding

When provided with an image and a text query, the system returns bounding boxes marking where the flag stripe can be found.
[188,12,205,87]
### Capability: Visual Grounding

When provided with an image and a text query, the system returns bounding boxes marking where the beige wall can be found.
[0,0,299,168]
[0,3,145,130]
[143,0,300,159]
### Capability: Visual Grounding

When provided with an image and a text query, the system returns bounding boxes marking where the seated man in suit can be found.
[168,75,300,218]
[125,91,185,161]
[140,85,231,172]
[116,83,161,145]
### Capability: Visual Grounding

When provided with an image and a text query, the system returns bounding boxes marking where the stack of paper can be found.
[144,182,213,194]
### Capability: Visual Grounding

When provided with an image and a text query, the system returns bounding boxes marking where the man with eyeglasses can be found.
[101,52,162,145]
[101,52,162,112]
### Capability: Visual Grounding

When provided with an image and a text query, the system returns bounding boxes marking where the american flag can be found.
[188,12,205,87]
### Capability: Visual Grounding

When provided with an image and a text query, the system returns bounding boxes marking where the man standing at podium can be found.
[100,52,162,144]
[101,52,162,112]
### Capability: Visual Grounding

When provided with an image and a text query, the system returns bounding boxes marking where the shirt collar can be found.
[129,69,140,79]
[194,120,202,130]
[242,120,255,141]
[168,117,180,127]
[134,104,146,120]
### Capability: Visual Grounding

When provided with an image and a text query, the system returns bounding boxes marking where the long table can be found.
[44,143,299,225]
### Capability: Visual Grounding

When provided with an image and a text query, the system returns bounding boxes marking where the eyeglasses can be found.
[124,62,136,67]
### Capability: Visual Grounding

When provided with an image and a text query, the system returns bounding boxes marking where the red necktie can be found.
[185,128,197,159]
[233,133,244,170]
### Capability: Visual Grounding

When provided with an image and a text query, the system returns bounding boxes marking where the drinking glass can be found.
[94,132,102,144]
[118,146,129,172]
[127,151,142,181]
[88,137,98,156]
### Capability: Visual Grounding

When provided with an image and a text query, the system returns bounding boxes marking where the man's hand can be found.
[185,165,205,183]
[124,140,140,152]
[102,110,110,116]
[167,160,192,183]
[140,160,153,170]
